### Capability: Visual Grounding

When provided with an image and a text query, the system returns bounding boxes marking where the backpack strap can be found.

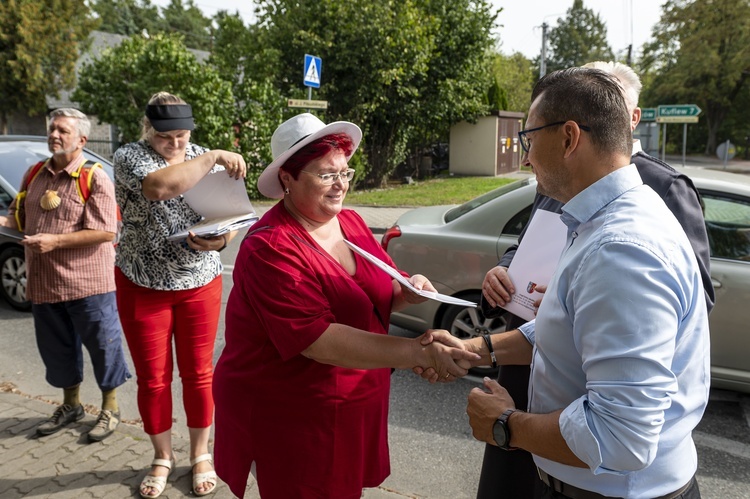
[71,159,102,202]
[72,159,123,245]
[22,160,48,190]
[14,160,48,232]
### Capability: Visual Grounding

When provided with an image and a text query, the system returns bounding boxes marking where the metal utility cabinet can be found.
[449,111,525,176]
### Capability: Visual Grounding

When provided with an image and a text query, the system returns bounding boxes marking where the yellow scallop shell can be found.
[40,190,61,210]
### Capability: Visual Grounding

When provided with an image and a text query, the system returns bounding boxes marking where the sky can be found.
[151,0,666,61]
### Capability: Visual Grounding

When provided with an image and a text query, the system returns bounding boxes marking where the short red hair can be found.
[280,133,354,179]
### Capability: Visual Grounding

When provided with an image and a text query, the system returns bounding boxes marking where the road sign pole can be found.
[684,125,689,165]
[662,124,667,162]
[724,139,730,169]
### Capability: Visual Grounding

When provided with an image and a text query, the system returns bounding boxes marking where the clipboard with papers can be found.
[167,170,259,241]
[344,240,477,307]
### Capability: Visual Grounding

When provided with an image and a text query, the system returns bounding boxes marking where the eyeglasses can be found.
[518,121,591,152]
[300,169,356,184]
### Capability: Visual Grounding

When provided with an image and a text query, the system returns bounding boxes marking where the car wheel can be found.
[439,292,507,377]
[0,246,31,311]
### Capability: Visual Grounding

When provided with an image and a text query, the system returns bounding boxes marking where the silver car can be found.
[383,168,750,393]
[0,136,114,311]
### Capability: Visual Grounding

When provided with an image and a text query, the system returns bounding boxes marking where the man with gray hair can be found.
[0,108,130,442]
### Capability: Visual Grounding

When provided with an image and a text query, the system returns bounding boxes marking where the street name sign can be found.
[641,108,657,122]
[288,99,328,109]
[304,54,322,88]
[656,104,701,123]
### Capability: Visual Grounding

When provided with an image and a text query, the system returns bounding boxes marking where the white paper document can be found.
[344,240,477,307]
[167,171,258,241]
[503,209,568,321]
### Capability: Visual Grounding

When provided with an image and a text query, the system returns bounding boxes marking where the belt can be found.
[537,468,695,499]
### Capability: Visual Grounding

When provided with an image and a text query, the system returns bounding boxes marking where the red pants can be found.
[115,268,222,435]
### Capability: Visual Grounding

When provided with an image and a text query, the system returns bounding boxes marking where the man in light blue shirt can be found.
[452,68,709,498]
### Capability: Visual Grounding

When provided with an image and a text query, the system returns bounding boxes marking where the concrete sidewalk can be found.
[665,153,750,174]
[0,202,431,499]
[0,199,435,498]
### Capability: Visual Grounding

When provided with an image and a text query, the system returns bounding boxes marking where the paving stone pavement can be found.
[0,392,415,498]
[0,204,432,499]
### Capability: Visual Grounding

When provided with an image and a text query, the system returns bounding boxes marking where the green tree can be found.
[256,0,497,187]
[90,0,161,36]
[72,33,234,149]
[211,12,288,198]
[0,0,98,133]
[405,0,497,174]
[160,0,213,50]
[640,0,750,155]
[491,52,535,112]
[544,0,614,74]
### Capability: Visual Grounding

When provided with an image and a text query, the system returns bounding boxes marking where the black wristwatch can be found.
[493,409,518,450]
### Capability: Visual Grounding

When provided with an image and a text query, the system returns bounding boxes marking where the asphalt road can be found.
[0,229,749,498]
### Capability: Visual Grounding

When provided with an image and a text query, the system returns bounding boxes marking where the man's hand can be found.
[21,233,60,253]
[413,329,479,383]
[483,266,514,308]
[0,215,19,230]
[413,330,479,383]
[467,377,516,446]
[533,284,547,312]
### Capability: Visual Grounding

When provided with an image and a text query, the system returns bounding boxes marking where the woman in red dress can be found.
[213,114,477,498]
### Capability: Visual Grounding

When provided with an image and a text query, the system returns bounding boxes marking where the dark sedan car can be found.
[384,168,750,393]
[0,136,114,311]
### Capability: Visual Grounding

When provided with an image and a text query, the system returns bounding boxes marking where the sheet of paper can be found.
[503,209,568,321]
[344,240,477,307]
[169,170,257,241]
[182,170,255,219]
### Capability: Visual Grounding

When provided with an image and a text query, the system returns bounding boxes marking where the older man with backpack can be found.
[0,108,130,442]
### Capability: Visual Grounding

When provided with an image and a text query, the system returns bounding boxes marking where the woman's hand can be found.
[413,329,483,383]
[398,274,436,305]
[186,232,227,252]
[213,151,247,180]
[413,330,480,383]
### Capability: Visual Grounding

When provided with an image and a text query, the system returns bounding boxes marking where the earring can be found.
[284,187,290,195]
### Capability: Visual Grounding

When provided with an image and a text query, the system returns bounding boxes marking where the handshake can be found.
[410,330,482,383]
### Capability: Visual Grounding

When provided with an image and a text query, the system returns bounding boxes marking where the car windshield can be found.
[0,141,53,190]
[0,139,113,193]
[445,178,534,223]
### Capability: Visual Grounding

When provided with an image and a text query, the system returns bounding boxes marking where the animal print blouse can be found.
[113,140,223,291]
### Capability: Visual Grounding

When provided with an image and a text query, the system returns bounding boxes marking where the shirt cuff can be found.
[559,397,625,475]
[519,319,536,345]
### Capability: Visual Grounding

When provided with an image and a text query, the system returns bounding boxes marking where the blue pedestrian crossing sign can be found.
[304,54,322,88]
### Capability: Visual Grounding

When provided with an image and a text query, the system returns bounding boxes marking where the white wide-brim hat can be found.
[257,113,363,199]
